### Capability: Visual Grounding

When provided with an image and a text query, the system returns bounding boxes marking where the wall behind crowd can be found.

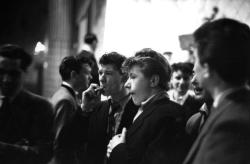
[77,0,250,63]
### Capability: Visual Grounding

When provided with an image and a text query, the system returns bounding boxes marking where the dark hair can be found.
[99,52,126,74]
[59,56,80,81]
[135,48,172,83]
[75,50,95,68]
[194,18,250,86]
[76,50,99,84]
[171,62,193,76]
[123,56,169,90]
[84,33,98,44]
[0,44,32,71]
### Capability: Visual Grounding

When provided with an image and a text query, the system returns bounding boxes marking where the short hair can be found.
[123,56,169,90]
[99,52,126,74]
[59,54,91,81]
[194,18,250,86]
[171,62,193,76]
[135,48,172,84]
[75,50,95,68]
[76,50,99,84]
[84,33,98,44]
[0,44,32,71]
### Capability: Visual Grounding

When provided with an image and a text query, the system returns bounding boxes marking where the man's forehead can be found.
[81,63,91,71]
[99,64,117,72]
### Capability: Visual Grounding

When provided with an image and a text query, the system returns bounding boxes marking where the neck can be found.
[148,87,164,99]
[174,90,187,98]
[210,80,238,101]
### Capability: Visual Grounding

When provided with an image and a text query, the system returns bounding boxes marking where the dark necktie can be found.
[107,100,121,140]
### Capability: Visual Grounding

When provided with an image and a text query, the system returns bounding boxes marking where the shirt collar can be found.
[213,86,245,108]
[62,81,78,95]
[141,90,168,108]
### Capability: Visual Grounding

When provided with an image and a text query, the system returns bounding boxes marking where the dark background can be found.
[0,0,48,54]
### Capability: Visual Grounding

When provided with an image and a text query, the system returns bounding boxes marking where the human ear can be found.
[71,70,77,79]
[150,75,160,87]
[203,63,210,78]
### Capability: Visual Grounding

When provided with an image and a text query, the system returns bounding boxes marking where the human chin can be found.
[131,94,141,105]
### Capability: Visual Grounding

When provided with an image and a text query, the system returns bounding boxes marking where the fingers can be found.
[107,142,112,158]
[120,128,127,141]
[83,83,101,99]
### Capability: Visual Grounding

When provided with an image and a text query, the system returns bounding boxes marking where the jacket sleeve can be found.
[0,100,54,164]
[194,119,250,164]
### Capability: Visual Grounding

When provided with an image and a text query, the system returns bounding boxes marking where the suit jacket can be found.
[0,89,54,164]
[84,98,138,164]
[50,85,88,164]
[183,88,250,164]
[109,92,189,164]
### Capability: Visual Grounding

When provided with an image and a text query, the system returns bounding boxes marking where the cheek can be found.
[171,80,179,88]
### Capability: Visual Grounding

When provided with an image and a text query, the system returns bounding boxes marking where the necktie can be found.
[107,100,121,140]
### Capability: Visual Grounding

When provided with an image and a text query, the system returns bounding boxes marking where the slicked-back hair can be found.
[99,52,126,74]
[59,56,80,81]
[0,44,32,71]
[135,48,172,85]
[194,18,250,86]
[123,56,169,90]
[75,50,95,68]
[76,50,99,84]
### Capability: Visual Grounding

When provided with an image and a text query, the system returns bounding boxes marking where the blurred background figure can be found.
[82,33,98,54]
[184,18,250,164]
[185,74,213,138]
[0,44,54,164]
[50,54,92,164]
[168,62,203,121]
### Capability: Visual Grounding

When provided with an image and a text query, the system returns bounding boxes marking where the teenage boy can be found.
[107,55,188,164]
[82,52,138,164]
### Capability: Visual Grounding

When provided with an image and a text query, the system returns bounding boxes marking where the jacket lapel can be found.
[127,96,169,138]
[183,97,233,164]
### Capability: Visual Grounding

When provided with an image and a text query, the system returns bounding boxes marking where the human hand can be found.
[81,83,102,112]
[107,128,127,158]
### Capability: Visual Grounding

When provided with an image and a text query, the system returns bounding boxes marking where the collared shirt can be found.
[62,81,77,93]
[62,81,79,97]
[168,89,194,105]
[133,91,169,122]
[108,94,131,135]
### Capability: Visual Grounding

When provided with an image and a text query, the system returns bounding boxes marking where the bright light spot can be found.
[34,42,47,54]
[102,0,202,63]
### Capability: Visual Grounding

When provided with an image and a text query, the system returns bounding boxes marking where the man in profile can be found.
[184,18,250,164]
[50,52,93,164]
[0,44,54,164]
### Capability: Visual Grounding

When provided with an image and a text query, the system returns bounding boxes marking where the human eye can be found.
[176,76,181,80]
[129,73,136,79]
[105,71,113,76]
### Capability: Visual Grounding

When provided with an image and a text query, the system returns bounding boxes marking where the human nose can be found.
[99,73,105,83]
[179,78,185,85]
[124,78,131,89]
[191,74,197,85]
